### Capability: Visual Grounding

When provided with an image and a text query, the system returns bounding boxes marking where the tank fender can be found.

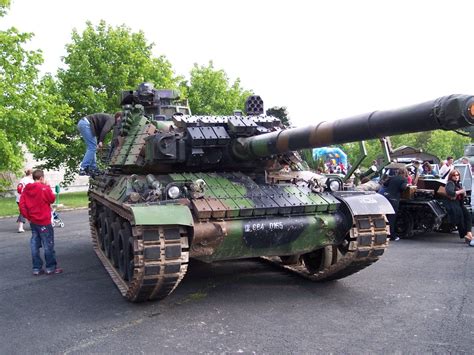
[333,191,394,216]
[130,205,194,226]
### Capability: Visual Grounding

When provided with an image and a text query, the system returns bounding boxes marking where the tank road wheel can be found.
[97,212,107,251]
[126,231,134,282]
[103,217,114,259]
[301,246,337,274]
[265,215,389,282]
[279,255,300,265]
[110,221,121,267]
[117,222,132,280]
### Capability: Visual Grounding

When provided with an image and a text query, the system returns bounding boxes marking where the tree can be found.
[0,3,70,188]
[0,0,10,16]
[266,106,291,126]
[39,21,180,182]
[425,130,469,160]
[58,21,179,117]
[338,130,470,172]
[186,61,252,115]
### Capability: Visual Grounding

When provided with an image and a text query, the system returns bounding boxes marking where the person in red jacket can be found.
[19,170,63,276]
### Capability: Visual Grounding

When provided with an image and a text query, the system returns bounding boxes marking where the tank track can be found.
[88,193,189,302]
[263,215,389,281]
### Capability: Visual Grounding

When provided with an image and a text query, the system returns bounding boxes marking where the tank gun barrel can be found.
[233,94,474,160]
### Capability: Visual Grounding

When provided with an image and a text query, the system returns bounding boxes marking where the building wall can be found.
[3,151,89,197]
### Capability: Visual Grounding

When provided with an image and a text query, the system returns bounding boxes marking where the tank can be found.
[88,85,474,302]
[393,162,473,237]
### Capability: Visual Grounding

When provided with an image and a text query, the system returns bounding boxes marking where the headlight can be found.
[328,179,342,191]
[167,185,181,199]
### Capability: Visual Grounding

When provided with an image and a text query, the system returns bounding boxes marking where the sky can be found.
[2,0,474,127]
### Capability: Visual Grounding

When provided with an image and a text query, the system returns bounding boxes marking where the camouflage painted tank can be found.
[88,84,474,302]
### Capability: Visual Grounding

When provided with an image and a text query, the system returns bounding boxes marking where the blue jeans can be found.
[77,118,97,171]
[30,223,57,272]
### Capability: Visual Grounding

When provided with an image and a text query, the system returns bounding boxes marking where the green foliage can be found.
[0,195,18,217]
[186,61,252,115]
[58,21,179,118]
[54,191,88,208]
[339,130,470,170]
[266,106,291,126]
[300,149,330,171]
[0,0,10,17]
[40,21,180,182]
[341,140,380,168]
[425,130,470,160]
[0,191,88,217]
[299,149,316,169]
[0,26,71,184]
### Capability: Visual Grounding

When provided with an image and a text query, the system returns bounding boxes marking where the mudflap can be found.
[129,205,194,227]
[332,191,394,216]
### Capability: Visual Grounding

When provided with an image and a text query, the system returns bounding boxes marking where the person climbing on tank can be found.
[77,112,121,176]
[379,167,409,241]
[443,169,473,244]
[19,169,63,275]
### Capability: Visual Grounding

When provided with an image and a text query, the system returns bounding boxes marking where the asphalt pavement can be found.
[0,209,473,354]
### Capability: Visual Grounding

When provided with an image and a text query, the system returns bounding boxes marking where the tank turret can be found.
[120,82,190,120]
[87,84,474,303]
[109,94,474,175]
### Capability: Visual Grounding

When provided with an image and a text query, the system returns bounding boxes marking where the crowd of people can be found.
[377,155,474,246]
[321,160,348,174]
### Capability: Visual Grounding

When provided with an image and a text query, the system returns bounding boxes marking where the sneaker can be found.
[18,228,25,233]
[390,236,400,241]
[45,268,63,275]
[88,168,104,176]
[33,269,44,276]
[79,168,88,176]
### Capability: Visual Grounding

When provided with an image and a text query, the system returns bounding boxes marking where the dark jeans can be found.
[16,202,26,223]
[77,118,97,171]
[386,198,400,239]
[30,223,57,272]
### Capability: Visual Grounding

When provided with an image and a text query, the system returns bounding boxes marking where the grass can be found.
[0,191,89,217]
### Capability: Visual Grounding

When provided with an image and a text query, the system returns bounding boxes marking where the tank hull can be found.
[89,172,392,301]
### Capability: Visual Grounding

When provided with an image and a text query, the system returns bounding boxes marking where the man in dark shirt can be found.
[77,113,119,175]
[380,167,408,241]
